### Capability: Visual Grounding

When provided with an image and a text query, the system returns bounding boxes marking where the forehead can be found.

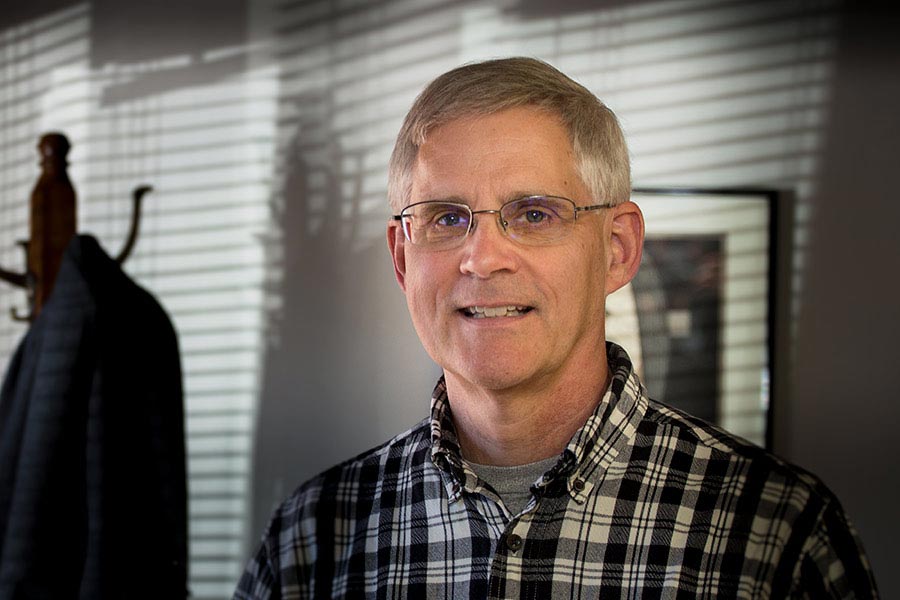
[410,106,587,204]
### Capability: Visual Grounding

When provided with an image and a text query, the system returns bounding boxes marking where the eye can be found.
[524,208,550,224]
[436,211,464,227]
[507,199,560,227]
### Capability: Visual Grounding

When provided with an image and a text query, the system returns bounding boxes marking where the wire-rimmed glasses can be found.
[392,195,611,249]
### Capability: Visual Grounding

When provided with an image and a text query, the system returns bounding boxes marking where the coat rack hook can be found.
[115,185,152,265]
[0,267,26,289]
[0,241,28,289]
[1,133,155,322]
[6,241,33,321]
[10,304,34,322]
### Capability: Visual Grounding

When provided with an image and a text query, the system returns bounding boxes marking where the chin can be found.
[447,361,534,393]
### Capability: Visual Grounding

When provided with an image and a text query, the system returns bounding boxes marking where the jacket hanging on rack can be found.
[0,235,187,599]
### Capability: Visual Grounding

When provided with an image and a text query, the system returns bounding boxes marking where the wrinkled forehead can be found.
[416,102,572,148]
[409,107,585,205]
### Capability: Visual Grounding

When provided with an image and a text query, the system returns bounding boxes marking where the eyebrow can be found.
[419,192,555,206]
[420,195,467,204]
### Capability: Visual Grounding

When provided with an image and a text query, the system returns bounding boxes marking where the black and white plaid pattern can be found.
[235,343,877,599]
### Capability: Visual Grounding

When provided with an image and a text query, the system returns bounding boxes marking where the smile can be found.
[462,305,532,319]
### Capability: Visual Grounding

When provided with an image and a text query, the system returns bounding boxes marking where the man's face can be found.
[389,106,615,394]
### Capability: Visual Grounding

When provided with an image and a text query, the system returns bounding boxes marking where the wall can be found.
[0,1,897,597]
[784,6,900,595]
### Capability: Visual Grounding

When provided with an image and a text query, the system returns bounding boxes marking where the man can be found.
[235,58,877,598]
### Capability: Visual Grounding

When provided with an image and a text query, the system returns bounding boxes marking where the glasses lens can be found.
[501,196,576,244]
[402,202,471,246]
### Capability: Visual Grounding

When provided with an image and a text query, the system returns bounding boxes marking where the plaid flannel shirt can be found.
[235,343,877,599]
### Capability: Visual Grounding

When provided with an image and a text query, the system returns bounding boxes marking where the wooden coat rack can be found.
[0,132,151,321]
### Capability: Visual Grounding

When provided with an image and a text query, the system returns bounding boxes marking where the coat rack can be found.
[0,132,151,321]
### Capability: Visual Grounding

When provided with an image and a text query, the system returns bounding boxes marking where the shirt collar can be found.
[428,342,647,501]
[428,380,468,500]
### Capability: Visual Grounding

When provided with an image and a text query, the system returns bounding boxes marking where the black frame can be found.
[625,187,789,450]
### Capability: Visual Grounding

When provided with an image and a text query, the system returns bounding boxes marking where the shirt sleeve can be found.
[793,497,879,599]
[232,536,281,600]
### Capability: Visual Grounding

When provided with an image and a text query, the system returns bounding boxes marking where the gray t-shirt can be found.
[466,456,559,516]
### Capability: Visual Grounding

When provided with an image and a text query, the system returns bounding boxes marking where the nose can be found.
[458,210,519,278]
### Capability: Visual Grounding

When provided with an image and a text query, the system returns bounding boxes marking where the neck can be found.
[444,349,610,466]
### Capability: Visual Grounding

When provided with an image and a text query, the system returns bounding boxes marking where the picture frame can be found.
[606,188,784,448]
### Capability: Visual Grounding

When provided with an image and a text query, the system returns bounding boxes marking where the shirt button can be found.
[572,478,586,492]
[506,533,523,552]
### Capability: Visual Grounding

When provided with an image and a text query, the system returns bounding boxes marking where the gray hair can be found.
[387,57,631,212]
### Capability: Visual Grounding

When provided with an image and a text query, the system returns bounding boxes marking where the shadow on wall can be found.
[787,4,900,595]
[90,0,249,104]
[249,92,437,544]
[92,0,246,62]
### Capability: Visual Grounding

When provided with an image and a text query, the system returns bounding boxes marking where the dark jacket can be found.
[0,235,187,598]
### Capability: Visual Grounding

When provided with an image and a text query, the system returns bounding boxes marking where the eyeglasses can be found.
[392,195,611,249]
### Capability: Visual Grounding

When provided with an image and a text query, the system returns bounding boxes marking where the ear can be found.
[387,220,408,292]
[605,201,644,296]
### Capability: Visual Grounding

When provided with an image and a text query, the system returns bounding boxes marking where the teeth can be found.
[465,305,529,318]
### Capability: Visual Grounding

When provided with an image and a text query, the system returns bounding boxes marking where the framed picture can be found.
[606,189,782,448]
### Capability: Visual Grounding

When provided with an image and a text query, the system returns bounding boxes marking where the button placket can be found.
[568,474,594,504]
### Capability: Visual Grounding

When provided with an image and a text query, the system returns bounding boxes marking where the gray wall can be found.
[780,6,900,594]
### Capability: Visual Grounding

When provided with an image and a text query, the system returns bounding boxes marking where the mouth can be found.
[460,305,533,319]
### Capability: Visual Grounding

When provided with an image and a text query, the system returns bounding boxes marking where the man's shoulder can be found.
[236,418,441,596]
[640,397,831,503]
[634,397,878,596]
[274,417,433,522]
